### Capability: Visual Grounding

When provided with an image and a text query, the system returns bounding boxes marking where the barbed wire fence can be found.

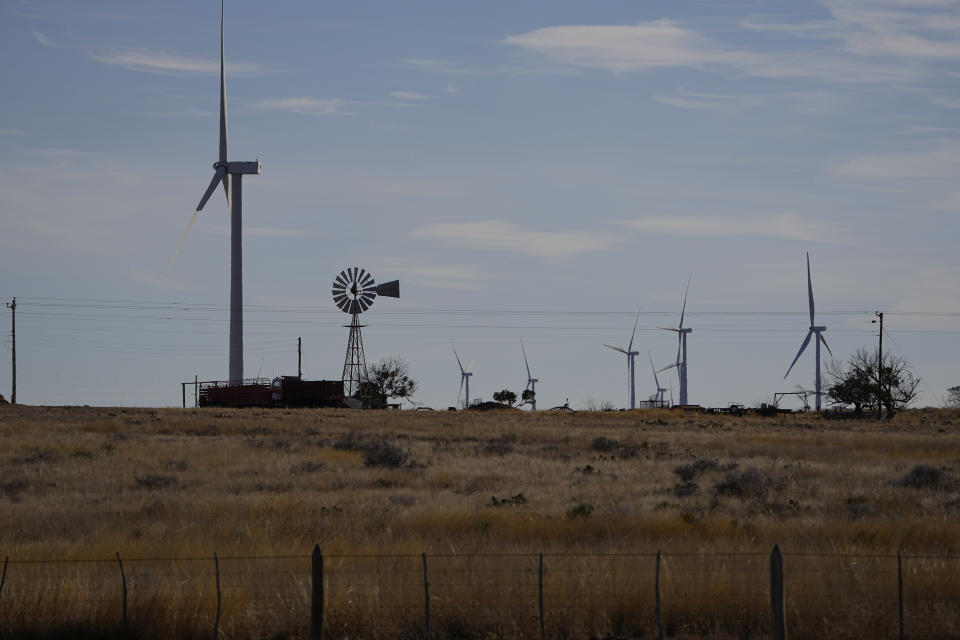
[0,548,957,639]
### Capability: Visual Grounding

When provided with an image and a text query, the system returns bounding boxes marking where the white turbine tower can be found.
[659,276,692,406]
[604,311,640,409]
[169,0,260,383]
[521,339,538,411]
[649,352,668,407]
[784,252,832,411]
[452,344,473,409]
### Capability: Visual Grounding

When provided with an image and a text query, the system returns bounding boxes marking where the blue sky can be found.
[1,0,958,409]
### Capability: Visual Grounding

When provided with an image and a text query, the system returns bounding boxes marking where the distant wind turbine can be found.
[452,343,474,409]
[169,0,260,383]
[659,276,692,405]
[521,339,538,411]
[784,252,832,411]
[605,311,640,409]
[649,351,668,407]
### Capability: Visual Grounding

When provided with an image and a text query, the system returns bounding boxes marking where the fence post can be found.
[310,545,323,640]
[655,550,664,640]
[770,545,786,640]
[116,553,128,639]
[213,552,221,640]
[422,553,430,640]
[538,553,545,640]
[0,556,8,605]
[898,551,904,640]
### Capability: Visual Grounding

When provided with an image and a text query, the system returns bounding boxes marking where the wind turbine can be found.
[169,0,260,383]
[521,339,538,411]
[649,352,668,407]
[452,344,473,409]
[784,252,832,411]
[658,276,692,405]
[604,311,640,409]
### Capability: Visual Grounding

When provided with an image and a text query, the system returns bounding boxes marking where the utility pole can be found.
[298,337,302,378]
[5,298,14,404]
[873,311,883,419]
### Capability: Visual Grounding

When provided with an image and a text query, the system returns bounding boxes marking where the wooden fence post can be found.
[310,545,323,640]
[422,553,430,640]
[213,552,221,640]
[538,553,545,640]
[116,553,128,639]
[898,551,905,640]
[770,545,786,640]
[655,550,664,640]
[0,556,8,605]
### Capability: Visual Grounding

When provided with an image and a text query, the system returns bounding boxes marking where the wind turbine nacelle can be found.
[811,326,826,331]
[226,161,262,175]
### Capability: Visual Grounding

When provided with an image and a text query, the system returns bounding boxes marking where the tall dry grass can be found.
[1,404,960,638]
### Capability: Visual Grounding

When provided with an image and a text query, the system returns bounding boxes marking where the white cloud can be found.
[615,213,849,244]
[828,145,960,181]
[382,262,487,290]
[413,220,621,258]
[446,83,460,95]
[655,89,766,112]
[31,29,60,48]
[251,97,346,116]
[0,129,25,136]
[388,91,431,101]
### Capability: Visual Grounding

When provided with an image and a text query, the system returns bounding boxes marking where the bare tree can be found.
[947,386,960,408]
[583,398,616,411]
[827,347,920,418]
[368,356,418,404]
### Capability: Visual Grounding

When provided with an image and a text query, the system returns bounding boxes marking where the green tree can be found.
[368,356,418,404]
[493,389,518,406]
[826,347,920,418]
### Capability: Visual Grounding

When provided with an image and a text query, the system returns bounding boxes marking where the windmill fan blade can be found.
[806,252,815,326]
[522,339,532,380]
[657,362,678,374]
[452,344,464,374]
[649,352,660,388]
[628,310,640,352]
[784,329,813,379]
[465,359,476,373]
[218,0,228,203]
[658,326,680,332]
[679,274,691,330]
[604,344,628,355]
[196,166,227,212]
[457,375,464,407]
[168,208,203,273]
[375,280,400,298]
[676,333,682,367]
[820,333,833,357]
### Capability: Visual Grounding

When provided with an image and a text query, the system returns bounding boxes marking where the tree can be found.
[826,347,920,418]
[368,356,418,404]
[492,389,518,406]
[947,386,960,408]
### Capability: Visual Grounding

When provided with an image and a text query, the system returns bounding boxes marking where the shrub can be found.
[674,482,699,497]
[490,493,527,507]
[674,459,719,482]
[135,474,178,490]
[291,460,324,475]
[566,502,594,519]
[715,468,781,499]
[900,465,944,489]
[362,439,410,468]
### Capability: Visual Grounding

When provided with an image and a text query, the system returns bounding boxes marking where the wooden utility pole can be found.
[5,298,14,404]
[298,337,302,378]
[874,311,883,419]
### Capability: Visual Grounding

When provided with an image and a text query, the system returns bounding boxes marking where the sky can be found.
[1,0,959,410]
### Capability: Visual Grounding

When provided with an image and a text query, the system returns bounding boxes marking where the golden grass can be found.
[1,404,960,638]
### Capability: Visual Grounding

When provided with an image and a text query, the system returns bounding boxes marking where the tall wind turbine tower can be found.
[784,252,832,411]
[604,311,640,409]
[170,0,260,383]
[452,344,473,409]
[659,276,692,405]
[521,339,538,411]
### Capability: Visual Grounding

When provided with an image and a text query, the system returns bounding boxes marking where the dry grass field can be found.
[1,403,959,638]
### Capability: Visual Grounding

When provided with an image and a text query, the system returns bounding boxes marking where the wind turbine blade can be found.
[604,344,628,355]
[218,0,229,204]
[820,333,833,357]
[457,375,464,407]
[679,274,691,330]
[196,165,227,212]
[676,333,682,368]
[784,329,813,379]
[452,343,464,374]
[657,362,678,374]
[628,310,640,352]
[168,208,202,273]
[465,359,476,373]
[806,252,815,326]
[649,351,660,388]
[521,339,532,380]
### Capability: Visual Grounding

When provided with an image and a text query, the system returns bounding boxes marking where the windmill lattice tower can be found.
[332,268,399,400]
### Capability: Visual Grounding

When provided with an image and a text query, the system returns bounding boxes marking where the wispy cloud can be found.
[33,29,264,75]
[388,91,432,101]
[0,129,25,136]
[614,214,849,244]
[382,261,487,290]
[828,145,960,181]
[655,89,766,112]
[130,269,190,292]
[250,97,347,116]
[413,220,621,258]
